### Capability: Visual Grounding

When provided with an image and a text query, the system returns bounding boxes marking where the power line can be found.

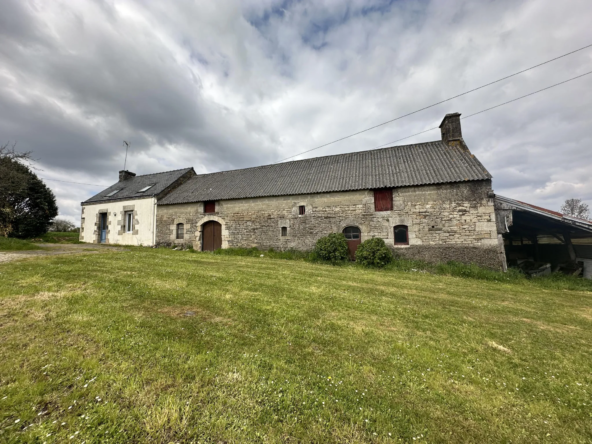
[41,177,105,187]
[276,42,592,163]
[373,70,592,149]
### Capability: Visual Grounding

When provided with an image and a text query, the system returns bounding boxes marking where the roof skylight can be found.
[137,184,155,193]
[105,190,120,197]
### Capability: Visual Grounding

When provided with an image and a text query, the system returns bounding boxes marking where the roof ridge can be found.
[191,140,445,179]
[133,167,193,178]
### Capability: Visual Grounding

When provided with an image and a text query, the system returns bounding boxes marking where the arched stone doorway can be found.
[202,221,222,251]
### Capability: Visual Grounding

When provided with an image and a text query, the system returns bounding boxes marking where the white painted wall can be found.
[80,197,157,246]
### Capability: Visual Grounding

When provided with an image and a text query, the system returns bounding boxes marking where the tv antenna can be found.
[123,141,130,171]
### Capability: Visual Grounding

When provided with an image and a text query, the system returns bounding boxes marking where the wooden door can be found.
[202,221,222,251]
[343,226,361,260]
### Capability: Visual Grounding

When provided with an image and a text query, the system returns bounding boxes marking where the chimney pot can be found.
[439,113,462,145]
[119,170,136,182]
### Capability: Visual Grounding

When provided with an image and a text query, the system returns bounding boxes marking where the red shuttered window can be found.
[204,201,216,213]
[373,189,393,211]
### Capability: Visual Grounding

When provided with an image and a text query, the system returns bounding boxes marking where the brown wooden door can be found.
[346,238,361,260]
[202,221,222,251]
[343,226,361,260]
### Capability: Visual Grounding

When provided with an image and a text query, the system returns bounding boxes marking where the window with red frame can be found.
[298,205,306,215]
[204,201,215,213]
[374,189,393,211]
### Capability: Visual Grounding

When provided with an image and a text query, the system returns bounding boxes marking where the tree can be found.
[50,218,76,232]
[0,143,58,238]
[561,198,590,220]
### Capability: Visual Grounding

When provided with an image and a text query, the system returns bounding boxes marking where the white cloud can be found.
[1,0,591,224]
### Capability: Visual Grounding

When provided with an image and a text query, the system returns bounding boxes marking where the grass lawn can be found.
[35,232,82,244]
[0,249,591,443]
[0,232,80,251]
[0,237,42,251]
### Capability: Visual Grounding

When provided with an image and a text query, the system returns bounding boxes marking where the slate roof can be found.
[83,168,193,204]
[159,141,491,205]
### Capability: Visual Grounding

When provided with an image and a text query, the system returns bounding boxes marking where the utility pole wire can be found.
[373,70,592,149]
[37,71,592,188]
[276,42,592,163]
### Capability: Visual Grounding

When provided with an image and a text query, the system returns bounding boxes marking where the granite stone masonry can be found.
[156,180,502,269]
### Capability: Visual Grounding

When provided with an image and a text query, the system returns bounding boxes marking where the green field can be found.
[0,232,80,251]
[0,248,591,443]
[35,231,82,244]
[0,237,43,251]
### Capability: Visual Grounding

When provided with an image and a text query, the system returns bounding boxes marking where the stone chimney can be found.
[439,113,462,145]
[119,170,136,182]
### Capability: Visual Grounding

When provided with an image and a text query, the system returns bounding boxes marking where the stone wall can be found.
[156,180,502,269]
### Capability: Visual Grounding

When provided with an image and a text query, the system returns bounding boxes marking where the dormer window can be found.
[137,184,155,193]
[105,190,120,197]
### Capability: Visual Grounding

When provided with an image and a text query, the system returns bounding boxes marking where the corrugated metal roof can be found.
[159,141,491,205]
[496,195,592,233]
[83,168,193,204]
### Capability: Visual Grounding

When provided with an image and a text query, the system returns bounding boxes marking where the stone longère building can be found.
[80,113,508,269]
[155,113,503,269]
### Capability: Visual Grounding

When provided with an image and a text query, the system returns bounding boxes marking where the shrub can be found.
[313,233,349,264]
[355,237,393,267]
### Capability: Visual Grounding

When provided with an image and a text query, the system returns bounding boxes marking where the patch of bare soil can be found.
[0,243,125,264]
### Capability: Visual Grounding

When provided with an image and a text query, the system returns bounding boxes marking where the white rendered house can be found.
[80,168,194,246]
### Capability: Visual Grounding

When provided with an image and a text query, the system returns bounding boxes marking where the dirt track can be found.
[0,243,126,264]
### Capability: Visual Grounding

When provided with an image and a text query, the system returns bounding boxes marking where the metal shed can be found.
[495,195,592,278]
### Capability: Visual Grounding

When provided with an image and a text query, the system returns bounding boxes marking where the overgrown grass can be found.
[213,247,592,291]
[213,246,312,261]
[35,231,82,244]
[0,237,42,251]
[1,248,591,443]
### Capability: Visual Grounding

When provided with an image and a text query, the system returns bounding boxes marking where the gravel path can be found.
[0,243,126,264]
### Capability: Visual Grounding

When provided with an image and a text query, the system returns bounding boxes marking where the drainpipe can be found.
[153,198,157,246]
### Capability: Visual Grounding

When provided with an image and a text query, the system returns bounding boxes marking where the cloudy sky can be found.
[2,0,591,224]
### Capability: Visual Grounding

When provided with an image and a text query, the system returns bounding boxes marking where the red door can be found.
[343,226,361,260]
[202,221,222,251]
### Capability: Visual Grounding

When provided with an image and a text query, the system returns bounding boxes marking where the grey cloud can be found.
[1,0,591,225]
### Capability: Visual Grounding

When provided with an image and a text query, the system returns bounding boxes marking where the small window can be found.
[176,223,184,240]
[204,201,215,213]
[125,211,134,233]
[299,205,306,215]
[137,184,155,193]
[281,227,287,237]
[374,189,393,211]
[394,225,408,245]
[105,190,120,197]
[343,226,361,240]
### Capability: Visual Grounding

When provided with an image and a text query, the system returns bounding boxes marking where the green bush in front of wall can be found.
[355,237,393,268]
[313,233,349,264]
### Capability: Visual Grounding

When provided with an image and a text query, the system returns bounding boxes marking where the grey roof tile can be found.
[159,141,491,205]
[83,168,193,204]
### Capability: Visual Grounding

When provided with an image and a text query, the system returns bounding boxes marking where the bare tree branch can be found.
[561,198,590,220]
